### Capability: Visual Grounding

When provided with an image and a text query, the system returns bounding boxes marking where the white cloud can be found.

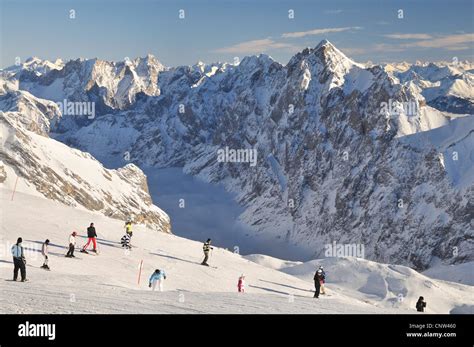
[281,26,361,39]
[384,33,433,40]
[404,33,474,49]
[213,38,296,54]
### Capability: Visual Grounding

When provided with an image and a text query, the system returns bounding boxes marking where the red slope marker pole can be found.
[137,260,143,285]
[11,176,19,201]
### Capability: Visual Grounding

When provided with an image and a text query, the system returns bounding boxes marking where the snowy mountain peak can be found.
[3,57,64,76]
[239,54,277,69]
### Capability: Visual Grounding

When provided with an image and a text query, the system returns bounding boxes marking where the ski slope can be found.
[277,257,474,314]
[1,190,472,314]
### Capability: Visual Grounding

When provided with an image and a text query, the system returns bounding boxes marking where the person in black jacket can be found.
[313,268,324,298]
[416,296,426,312]
[201,239,213,266]
[11,237,27,281]
[81,223,98,253]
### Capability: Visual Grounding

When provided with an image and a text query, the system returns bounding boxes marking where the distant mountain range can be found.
[1,40,472,270]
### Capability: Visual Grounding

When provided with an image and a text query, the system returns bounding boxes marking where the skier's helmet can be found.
[45,239,50,244]
[72,231,77,236]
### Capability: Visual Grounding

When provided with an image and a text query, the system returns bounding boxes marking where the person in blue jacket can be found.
[149,269,167,292]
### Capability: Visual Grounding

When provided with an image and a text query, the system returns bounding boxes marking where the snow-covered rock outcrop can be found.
[0,108,170,232]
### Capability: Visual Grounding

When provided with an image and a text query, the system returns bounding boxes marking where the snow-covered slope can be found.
[0,188,474,314]
[243,254,302,270]
[270,257,474,314]
[422,262,474,286]
[2,190,470,314]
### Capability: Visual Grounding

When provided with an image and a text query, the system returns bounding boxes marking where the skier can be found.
[148,269,167,291]
[125,220,133,238]
[81,223,97,253]
[121,233,131,250]
[40,239,50,270]
[313,268,324,298]
[318,266,326,295]
[11,237,27,282]
[201,238,213,266]
[238,274,245,293]
[416,296,427,312]
[66,231,77,258]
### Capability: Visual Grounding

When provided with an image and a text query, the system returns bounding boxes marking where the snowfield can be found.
[1,190,472,314]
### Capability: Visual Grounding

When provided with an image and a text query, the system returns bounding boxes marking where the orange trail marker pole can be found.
[137,260,143,285]
[11,176,19,201]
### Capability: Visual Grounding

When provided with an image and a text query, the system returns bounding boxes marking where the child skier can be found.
[148,269,167,292]
[238,274,245,293]
[40,239,50,270]
[66,231,77,257]
[121,233,132,249]
[125,221,133,237]
[319,266,326,294]
[201,238,213,266]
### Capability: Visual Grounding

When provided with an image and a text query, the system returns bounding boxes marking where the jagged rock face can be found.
[1,41,472,269]
[0,110,170,233]
[0,162,6,183]
[0,86,61,136]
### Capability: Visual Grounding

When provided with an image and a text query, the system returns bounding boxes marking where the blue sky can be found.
[1,0,473,67]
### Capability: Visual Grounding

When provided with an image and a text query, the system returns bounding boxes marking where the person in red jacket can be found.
[238,274,245,293]
[81,223,97,253]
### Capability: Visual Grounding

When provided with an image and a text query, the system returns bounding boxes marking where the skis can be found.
[80,249,99,255]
